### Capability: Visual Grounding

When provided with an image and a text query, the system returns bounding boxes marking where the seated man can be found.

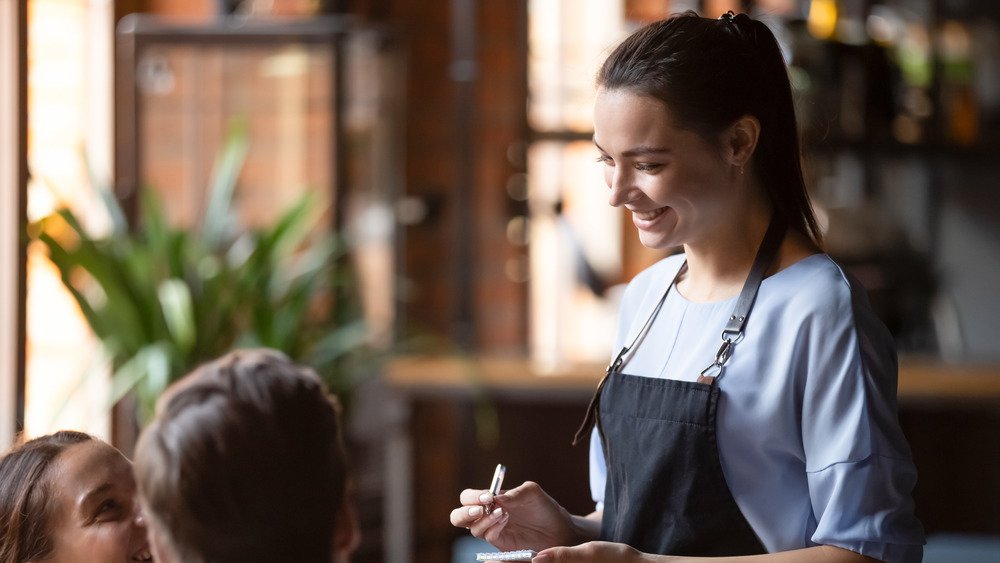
[134,349,359,563]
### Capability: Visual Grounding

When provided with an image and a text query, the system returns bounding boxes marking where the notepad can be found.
[475,549,537,561]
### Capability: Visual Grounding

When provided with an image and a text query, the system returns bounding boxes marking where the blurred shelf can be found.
[898,356,1000,407]
[803,137,1000,161]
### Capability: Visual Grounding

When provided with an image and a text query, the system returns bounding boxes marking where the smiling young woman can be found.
[0,431,152,563]
[451,11,924,563]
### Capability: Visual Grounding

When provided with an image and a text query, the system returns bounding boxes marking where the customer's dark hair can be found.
[135,349,348,563]
[598,11,822,244]
[0,430,94,563]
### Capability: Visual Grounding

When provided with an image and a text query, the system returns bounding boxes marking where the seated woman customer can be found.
[0,430,152,563]
[134,348,359,563]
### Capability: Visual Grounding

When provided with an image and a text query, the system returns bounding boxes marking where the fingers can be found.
[458,481,539,511]
[459,488,493,505]
[533,547,562,562]
[449,491,507,538]
[450,503,486,528]
[452,487,503,530]
[452,482,537,535]
[494,480,540,504]
[470,506,510,542]
[534,545,586,562]
[535,541,636,562]
[450,497,509,535]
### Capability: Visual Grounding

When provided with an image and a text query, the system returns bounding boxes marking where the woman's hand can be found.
[534,544,882,563]
[449,481,581,551]
[534,541,652,562]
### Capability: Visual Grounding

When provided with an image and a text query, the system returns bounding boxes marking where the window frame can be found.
[0,0,28,450]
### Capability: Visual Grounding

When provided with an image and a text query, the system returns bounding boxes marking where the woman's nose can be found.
[133,508,146,528]
[607,169,637,207]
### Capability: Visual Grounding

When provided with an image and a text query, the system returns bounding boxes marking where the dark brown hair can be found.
[598,11,822,244]
[134,349,348,563]
[0,430,94,563]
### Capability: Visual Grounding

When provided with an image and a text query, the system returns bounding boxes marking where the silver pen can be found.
[485,463,506,514]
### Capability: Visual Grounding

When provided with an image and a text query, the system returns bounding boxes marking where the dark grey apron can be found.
[574,218,787,556]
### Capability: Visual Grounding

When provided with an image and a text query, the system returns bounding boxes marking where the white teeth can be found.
[634,207,666,221]
[133,549,152,561]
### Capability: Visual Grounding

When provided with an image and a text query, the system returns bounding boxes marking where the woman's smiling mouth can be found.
[632,207,668,221]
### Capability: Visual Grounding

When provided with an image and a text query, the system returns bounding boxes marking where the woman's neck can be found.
[677,211,773,303]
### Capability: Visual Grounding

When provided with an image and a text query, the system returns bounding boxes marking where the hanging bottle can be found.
[937,19,979,146]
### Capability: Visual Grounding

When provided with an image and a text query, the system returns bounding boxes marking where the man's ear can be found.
[332,499,361,562]
[722,115,761,168]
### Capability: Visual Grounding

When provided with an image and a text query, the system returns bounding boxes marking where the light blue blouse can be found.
[589,253,925,563]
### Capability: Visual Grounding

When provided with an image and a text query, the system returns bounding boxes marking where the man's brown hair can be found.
[135,349,348,563]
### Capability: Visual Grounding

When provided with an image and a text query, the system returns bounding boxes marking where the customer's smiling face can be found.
[39,440,153,563]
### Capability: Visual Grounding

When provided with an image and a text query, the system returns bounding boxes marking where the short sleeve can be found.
[807,457,923,562]
[798,275,924,562]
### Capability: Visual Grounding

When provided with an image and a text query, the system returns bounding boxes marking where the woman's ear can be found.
[722,115,761,168]
[332,499,361,563]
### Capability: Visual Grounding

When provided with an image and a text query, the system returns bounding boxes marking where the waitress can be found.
[450,11,924,563]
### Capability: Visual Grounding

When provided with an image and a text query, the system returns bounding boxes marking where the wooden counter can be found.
[386,354,1000,404]
[384,356,603,397]
[896,357,1000,404]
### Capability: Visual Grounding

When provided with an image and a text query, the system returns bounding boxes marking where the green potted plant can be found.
[31,124,371,425]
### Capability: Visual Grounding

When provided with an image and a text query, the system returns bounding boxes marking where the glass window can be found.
[528,140,622,369]
[528,0,625,133]
[23,0,114,440]
[135,43,334,231]
[527,0,675,368]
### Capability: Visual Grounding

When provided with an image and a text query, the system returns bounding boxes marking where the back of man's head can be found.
[135,349,352,563]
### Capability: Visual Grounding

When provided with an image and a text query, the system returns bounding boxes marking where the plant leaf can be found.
[157,278,196,354]
[308,319,369,367]
[201,120,250,250]
[107,342,171,408]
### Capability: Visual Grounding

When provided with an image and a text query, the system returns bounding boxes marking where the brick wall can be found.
[350,0,529,355]
[126,0,530,355]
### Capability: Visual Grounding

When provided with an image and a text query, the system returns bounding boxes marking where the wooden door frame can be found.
[0,0,28,449]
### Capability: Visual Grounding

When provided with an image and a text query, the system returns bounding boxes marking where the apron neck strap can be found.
[721,215,788,341]
[699,215,787,381]
[572,260,686,446]
[573,214,788,445]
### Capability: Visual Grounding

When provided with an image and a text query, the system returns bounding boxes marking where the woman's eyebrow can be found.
[78,483,114,511]
[592,139,670,157]
[623,145,670,157]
